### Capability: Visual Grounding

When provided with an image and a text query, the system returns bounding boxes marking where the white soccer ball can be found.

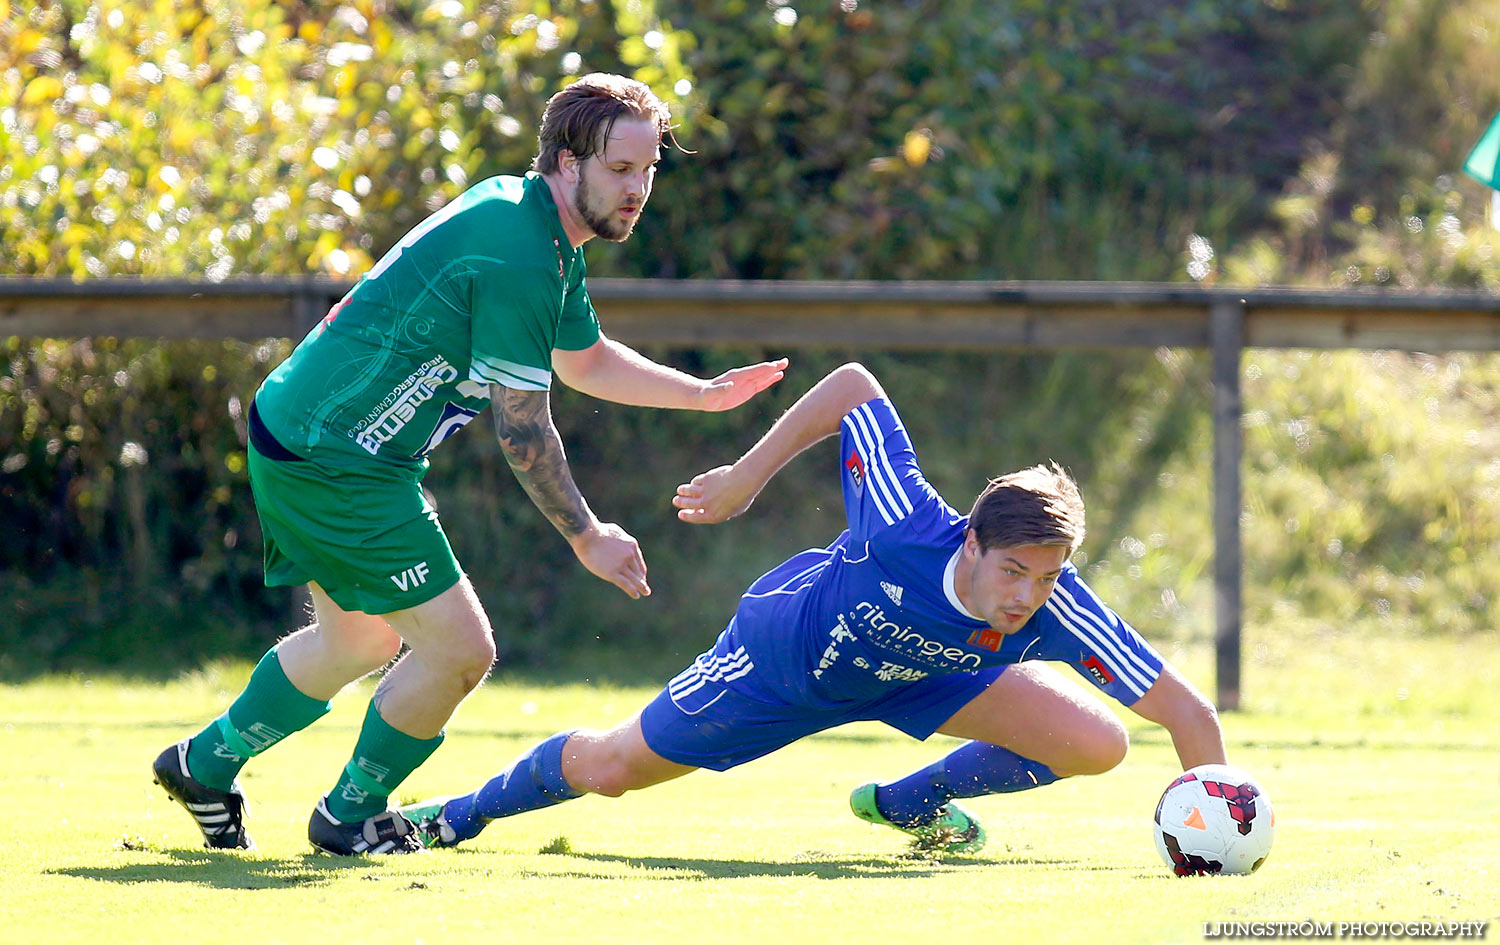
[1152,763,1275,876]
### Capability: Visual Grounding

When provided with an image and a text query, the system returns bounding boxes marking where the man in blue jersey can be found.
[399,363,1228,853]
[150,73,786,856]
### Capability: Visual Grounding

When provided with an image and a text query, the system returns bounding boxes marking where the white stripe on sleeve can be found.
[852,404,916,518]
[1046,584,1159,697]
[845,405,912,525]
[842,413,898,525]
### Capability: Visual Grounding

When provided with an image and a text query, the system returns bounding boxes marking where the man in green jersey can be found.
[152,73,787,855]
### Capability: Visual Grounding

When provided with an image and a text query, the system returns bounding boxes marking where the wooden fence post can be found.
[1211,297,1245,711]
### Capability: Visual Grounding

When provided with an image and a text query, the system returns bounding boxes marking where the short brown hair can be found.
[532,73,673,174]
[967,462,1086,556]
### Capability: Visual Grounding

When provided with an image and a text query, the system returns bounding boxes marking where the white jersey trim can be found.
[469,355,551,391]
[1045,582,1159,697]
[740,551,834,600]
[942,546,981,620]
[668,643,754,710]
[844,403,916,527]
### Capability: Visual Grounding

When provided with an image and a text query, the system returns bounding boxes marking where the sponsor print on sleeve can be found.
[840,400,930,542]
[844,448,866,494]
[1080,655,1115,686]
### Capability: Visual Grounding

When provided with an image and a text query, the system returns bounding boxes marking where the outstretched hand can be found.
[673,464,761,524]
[695,358,789,412]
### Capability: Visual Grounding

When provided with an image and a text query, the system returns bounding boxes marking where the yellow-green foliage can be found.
[0,0,691,278]
[1241,350,1500,636]
[1221,0,1500,289]
[4,1,1500,674]
[2,0,1389,283]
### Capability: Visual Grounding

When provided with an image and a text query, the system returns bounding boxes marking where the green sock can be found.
[324,701,445,823]
[184,646,332,791]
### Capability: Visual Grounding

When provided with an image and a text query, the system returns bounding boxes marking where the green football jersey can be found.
[254,173,600,468]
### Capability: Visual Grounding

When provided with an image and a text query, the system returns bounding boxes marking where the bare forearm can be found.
[734,363,884,487]
[555,335,787,412]
[556,337,706,408]
[492,385,595,539]
[1167,708,1228,769]
[1131,664,1229,769]
[675,363,884,524]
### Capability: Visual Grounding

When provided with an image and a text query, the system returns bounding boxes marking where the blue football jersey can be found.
[730,397,1165,708]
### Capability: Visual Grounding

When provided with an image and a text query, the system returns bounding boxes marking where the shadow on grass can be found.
[506,849,1106,880]
[51,845,1127,887]
[50,849,386,889]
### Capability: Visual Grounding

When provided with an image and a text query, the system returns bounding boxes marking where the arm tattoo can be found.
[492,384,590,538]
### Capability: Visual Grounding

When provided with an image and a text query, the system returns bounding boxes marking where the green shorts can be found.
[246,443,463,615]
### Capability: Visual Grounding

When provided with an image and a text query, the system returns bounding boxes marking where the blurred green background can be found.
[2,0,1498,683]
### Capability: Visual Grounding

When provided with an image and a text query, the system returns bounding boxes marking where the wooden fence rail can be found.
[7,277,1500,709]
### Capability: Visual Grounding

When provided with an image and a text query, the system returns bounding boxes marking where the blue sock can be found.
[874,741,1060,827]
[443,731,583,841]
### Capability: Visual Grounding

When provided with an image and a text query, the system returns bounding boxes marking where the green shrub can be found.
[0,0,690,279]
[4,0,1499,677]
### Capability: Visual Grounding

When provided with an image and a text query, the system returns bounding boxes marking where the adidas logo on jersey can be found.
[880,581,904,606]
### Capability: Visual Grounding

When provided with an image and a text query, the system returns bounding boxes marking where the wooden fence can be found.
[7,276,1500,709]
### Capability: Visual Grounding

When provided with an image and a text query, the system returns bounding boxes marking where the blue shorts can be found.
[639,623,1005,771]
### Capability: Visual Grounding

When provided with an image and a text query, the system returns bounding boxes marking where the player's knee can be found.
[450,631,496,693]
[303,617,404,673]
[572,739,652,797]
[582,752,648,797]
[350,628,404,669]
[1051,715,1129,777]
[586,770,631,798]
[1079,718,1130,775]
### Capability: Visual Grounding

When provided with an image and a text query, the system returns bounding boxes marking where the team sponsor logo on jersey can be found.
[844,449,865,492]
[880,581,904,606]
[874,661,928,683]
[1081,655,1115,685]
[813,617,858,679]
[851,600,981,669]
[351,356,460,455]
[967,627,1004,652]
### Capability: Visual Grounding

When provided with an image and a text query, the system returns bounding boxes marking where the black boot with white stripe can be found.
[307,799,425,855]
[152,739,254,850]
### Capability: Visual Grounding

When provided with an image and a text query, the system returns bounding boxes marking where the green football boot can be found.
[849,782,987,854]
[394,796,462,849]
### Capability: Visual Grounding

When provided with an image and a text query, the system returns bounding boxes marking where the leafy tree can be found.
[0,0,692,278]
[4,0,1500,677]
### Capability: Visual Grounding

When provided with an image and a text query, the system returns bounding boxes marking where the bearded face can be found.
[575,166,638,242]
[567,118,659,243]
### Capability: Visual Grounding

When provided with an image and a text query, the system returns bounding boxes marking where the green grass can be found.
[1,631,1496,945]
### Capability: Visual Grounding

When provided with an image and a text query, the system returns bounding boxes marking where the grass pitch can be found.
[1,630,1495,945]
